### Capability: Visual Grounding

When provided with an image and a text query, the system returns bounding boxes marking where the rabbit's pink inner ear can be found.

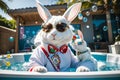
[63,2,82,23]
[77,30,83,40]
[36,0,52,22]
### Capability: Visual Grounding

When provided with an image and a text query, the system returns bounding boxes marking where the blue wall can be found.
[18,25,41,52]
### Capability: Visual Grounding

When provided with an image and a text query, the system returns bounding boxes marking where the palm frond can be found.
[0,0,9,12]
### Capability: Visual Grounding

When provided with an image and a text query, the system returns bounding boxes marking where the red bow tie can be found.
[48,44,68,54]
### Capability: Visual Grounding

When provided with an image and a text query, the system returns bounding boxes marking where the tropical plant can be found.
[57,0,120,12]
[0,15,16,29]
[0,0,16,29]
[57,0,94,10]
[0,0,9,13]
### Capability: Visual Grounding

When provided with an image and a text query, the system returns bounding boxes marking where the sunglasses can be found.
[42,23,69,33]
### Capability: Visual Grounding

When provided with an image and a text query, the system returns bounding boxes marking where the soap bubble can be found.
[26,40,30,44]
[26,31,29,34]
[9,36,14,42]
[83,17,88,22]
[113,31,116,34]
[92,5,98,12]
[86,11,90,16]
[118,29,120,34]
[116,16,119,21]
[32,31,36,35]
[93,36,95,40]
[103,26,108,31]
[110,9,114,14]
[78,13,83,20]
[6,51,10,54]
[11,65,18,71]
[86,25,90,28]
[23,34,26,39]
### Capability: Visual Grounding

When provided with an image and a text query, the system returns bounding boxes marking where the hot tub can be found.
[0,52,120,80]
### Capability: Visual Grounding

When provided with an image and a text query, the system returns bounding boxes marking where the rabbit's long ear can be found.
[77,30,84,40]
[36,0,52,22]
[63,2,82,23]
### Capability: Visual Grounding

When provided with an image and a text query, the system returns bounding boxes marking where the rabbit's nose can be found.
[51,33,57,40]
[51,33,57,37]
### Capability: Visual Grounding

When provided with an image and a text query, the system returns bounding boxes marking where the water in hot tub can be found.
[0,54,120,72]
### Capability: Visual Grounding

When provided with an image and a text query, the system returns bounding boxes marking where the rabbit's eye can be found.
[42,23,53,32]
[56,23,68,32]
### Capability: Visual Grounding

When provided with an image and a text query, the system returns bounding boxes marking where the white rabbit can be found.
[71,30,97,72]
[27,0,97,72]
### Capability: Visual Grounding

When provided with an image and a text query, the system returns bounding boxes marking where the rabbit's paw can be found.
[76,66,90,72]
[32,66,47,73]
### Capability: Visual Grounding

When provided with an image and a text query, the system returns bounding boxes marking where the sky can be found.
[0,0,58,20]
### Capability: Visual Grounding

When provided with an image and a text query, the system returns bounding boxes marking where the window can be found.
[92,15,108,42]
